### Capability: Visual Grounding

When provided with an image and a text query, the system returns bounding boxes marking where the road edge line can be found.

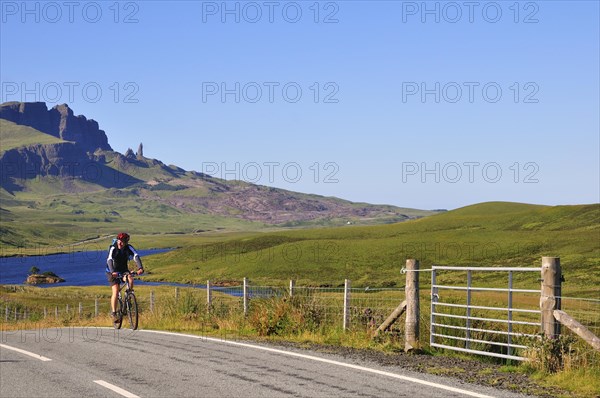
[93,380,140,398]
[0,343,52,361]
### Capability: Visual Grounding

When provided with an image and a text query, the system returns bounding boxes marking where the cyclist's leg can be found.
[127,273,134,290]
[107,274,119,314]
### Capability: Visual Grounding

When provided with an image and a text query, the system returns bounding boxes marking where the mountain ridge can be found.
[0,102,440,247]
[0,101,111,152]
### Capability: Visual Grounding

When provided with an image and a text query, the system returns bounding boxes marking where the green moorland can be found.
[138,201,600,297]
[0,119,66,152]
[2,202,599,397]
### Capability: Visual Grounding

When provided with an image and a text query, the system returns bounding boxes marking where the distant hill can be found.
[142,201,600,294]
[0,102,440,248]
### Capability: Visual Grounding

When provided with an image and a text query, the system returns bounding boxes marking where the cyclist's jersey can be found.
[106,244,142,273]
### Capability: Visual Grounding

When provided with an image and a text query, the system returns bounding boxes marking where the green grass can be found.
[136,202,599,297]
[0,119,65,153]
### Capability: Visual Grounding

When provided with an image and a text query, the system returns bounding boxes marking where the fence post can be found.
[207,280,212,313]
[289,280,295,297]
[66,304,70,316]
[44,307,47,319]
[55,306,58,318]
[175,287,179,302]
[466,270,472,349]
[95,298,99,317]
[79,302,83,318]
[343,279,351,331]
[150,291,155,313]
[405,259,420,351]
[243,277,248,316]
[5,306,8,321]
[430,267,437,347]
[541,256,561,338]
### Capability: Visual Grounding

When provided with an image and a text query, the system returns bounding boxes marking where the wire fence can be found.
[1,282,598,370]
[558,295,600,370]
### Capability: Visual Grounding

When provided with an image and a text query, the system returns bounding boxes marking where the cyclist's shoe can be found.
[111,311,118,322]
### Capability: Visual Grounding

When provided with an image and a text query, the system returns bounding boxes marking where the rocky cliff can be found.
[0,142,140,192]
[0,102,143,193]
[0,102,111,152]
[0,101,435,231]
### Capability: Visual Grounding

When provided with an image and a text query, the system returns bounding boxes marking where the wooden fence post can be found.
[289,280,295,298]
[554,310,600,351]
[343,279,351,331]
[373,300,407,338]
[541,256,561,338]
[243,277,248,316]
[207,280,212,313]
[94,298,99,317]
[405,259,420,351]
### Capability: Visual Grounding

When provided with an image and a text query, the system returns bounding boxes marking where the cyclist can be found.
[106,232,144,322]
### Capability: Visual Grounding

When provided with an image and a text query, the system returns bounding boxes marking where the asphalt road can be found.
[1,327,530,398]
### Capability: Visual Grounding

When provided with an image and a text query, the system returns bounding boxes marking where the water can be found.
[0,249,171,287]
[0,249,277,297]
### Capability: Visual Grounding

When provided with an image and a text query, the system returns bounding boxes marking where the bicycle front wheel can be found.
[114,298,123,330]
[126,293,138,330]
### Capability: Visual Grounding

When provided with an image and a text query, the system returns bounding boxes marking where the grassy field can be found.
[134,202,600,297]
[2,201,598,295]
[0,120,65,152]
[2,197,599,396]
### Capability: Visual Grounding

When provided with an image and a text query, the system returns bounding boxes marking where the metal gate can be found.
[430,266,542,361]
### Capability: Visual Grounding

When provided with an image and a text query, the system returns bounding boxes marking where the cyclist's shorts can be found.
[107,273,120,286]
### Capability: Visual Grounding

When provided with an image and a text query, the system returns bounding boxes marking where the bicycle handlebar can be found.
[113,271,142,278]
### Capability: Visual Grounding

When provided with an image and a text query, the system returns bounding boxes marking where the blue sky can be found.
[1,1,598,210]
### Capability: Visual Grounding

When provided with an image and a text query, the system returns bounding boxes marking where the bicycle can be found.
[113,272,139,330]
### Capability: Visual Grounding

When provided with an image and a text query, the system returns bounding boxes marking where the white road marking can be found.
[141,330,495,398]
[0,343,52,361]
[94,380,140,398]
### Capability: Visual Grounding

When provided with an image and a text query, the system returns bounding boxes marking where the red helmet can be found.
[117,232,130,243]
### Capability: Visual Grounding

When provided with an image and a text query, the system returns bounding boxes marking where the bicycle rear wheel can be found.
[126,293,138,330]
[114,298,123,329]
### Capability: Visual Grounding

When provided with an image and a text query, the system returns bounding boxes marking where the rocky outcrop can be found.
[0,102,54,133]
[0,142,143,192]
[0,101,433,226]
[0,102,111,152]
[0,101,142,192]
[1,142,87,177]
[25,273,65,285]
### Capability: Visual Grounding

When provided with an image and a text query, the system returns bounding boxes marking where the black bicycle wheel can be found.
[114,298,123,330]
[126,293,138,330]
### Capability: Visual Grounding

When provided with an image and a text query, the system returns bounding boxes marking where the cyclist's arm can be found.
[128,245,144,273]
[107,246,116,273]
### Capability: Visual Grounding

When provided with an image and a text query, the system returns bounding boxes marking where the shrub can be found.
[524,334,578,373]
